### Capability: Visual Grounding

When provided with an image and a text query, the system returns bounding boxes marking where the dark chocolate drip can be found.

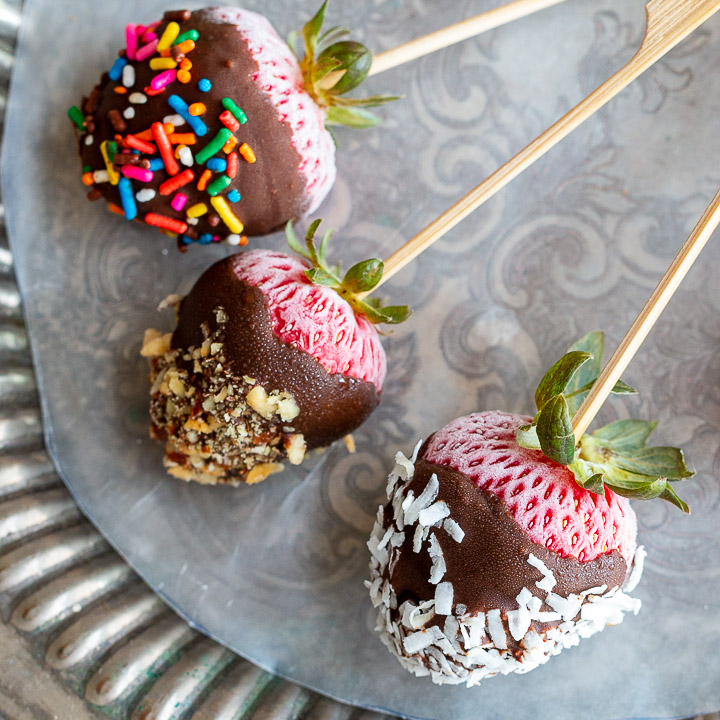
[172,256,380,449]
[389,457,628,618]
[79,9,308,237]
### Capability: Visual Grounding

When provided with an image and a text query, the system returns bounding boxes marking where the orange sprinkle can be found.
[188,103,206,116]
[82,172,94,186]
[113,86,128,94]
[175,39,195,54]
[108,202,124,216]
[239,235,249,246]
[159,48,171,58]
[179,58,192,71]
[168,133,197,145]
[135,123,175,141]
[197,169,212,191]
[177,69,192,84]
[222,135,238,154]
[239,142,256,163]
[227,152,238,179]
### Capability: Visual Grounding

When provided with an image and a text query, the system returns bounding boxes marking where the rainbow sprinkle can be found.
[73,11,263,247]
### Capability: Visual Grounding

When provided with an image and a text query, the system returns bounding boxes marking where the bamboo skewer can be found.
[369,0,569,76]
[371,0,720,292]
[570,188,720,441]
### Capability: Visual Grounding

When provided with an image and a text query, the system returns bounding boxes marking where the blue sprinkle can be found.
[227,190,241,203]
[131,149,141,155]
[167,94,208,137]
[148,158,165,171]
[198,233,214,244]
[108,57,127,82]
[206,158,227,172]
[198,78,212,92]
[181,235,194,245]
[118,177,137,221]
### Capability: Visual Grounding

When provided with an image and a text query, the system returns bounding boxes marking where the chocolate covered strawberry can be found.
[142,221,409,484]
[70,4,396,247]
[368,332,692,685]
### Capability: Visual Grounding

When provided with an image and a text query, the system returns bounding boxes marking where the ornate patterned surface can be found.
[1,0,720,718]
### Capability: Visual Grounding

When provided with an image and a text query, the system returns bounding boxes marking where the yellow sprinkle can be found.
[222,135,238,154]
[157,21,180,52]
[186,203,208,218]
[149,58,178,70]
[100,141,120,185]
[239,142,256,164]
[210,197,244,234]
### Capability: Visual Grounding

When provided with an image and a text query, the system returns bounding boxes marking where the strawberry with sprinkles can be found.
[69,5,396,249]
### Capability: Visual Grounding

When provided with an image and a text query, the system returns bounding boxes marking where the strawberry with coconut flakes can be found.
[71,5,396,247]
[367,332,693,685]
[141,221,408,485]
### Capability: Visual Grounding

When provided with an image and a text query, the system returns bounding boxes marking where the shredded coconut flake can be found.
[435,582,454,615]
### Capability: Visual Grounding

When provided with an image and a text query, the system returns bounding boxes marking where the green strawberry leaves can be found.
[286,221,411,326]
[290,1,399,128]
[516,331,693,512]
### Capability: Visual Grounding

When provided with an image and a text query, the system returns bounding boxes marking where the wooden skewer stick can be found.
[571,188,720,441]
[368,0,569,76]
[371,0,720,292]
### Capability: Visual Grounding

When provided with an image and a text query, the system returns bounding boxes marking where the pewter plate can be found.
[3,0,720,718]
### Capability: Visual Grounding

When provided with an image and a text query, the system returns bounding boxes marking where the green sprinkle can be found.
[195,128,232,164]
[107,141,119,163]
[174,29,199,44]
[221,97,248,125]
[206,175,232,197]
[67,105,85,129]
[83,165,92,173]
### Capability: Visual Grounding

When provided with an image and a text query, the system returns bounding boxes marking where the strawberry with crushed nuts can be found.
[142,220,409,485]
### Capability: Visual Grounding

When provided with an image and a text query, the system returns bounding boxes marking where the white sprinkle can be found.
[527,553,557,592]
[486,609,507,649]
[581,585,608,596]
[442,517,465,542]
[129,92,147,104]
[461,613,486,649]
[85,134,94,146]
[403,630,434,654]
[188,217,199,226]
[92,170,109,183]
[123,106,136,120]
[412,524,425,553]
[428,534,446,584]
[405,474,439,524]
[455,603,466,615]
[178,146,194,166]
[434,582,453,615]
[546,592,584,621]
[122,64,135,87]
[507,605,532,641]
[419,501,450,527]
[624,545,646,593]
[136,189,156,202]
[163,113,186,127]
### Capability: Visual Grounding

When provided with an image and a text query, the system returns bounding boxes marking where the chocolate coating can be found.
[78,9,308,238]
[172,256,381,448]
[389,453,628,620]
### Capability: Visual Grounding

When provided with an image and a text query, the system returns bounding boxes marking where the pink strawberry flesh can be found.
[232,249,387,390]
[422,411,637,564]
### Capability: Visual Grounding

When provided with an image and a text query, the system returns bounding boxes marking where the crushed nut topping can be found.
[145,308,305,485]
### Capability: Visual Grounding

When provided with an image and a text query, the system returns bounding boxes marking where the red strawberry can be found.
[423,411,637,564]
[142,223,409,485]
[71,5,395,246]
[367,411,645,685]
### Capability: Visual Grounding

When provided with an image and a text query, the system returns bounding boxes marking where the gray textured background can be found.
[3,0,720,718]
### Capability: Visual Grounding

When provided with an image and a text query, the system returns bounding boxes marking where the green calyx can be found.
[286,220,411,326]
[516,331,694,513]
[288,1,399,128]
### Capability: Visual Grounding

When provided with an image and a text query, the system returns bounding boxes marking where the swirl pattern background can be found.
[3,0,720,718]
